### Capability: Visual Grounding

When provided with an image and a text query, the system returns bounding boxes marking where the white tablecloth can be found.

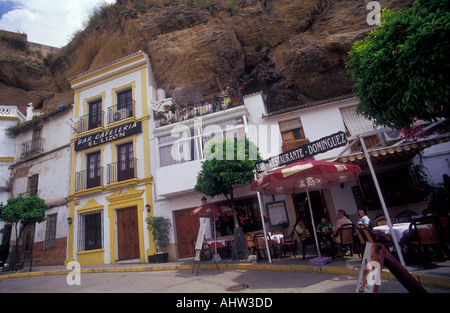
[270,234,284,244]
[372,223,411,242]
[373,223,433,242]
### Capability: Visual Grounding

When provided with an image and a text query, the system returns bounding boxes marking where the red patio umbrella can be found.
[251,160,362,195]
[190,203,233,217]
[251,160,362,263]
[191,203,233,255]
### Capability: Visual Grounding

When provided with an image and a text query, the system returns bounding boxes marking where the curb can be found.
[1,263,449,290]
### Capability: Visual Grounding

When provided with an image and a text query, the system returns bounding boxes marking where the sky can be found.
[0,0,116,48]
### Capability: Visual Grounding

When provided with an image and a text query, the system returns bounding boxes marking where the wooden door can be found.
[117,207,140,260]
[175,209,200,259]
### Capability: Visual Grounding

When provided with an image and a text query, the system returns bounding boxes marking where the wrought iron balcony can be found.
[21,137,45,158]
[154,93,244,128]
[107,100,135,124]
[77,111,105,133]
[75,168,104,191]
[107,158,137,184]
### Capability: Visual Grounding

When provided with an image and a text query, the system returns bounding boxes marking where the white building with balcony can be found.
[67,51,158,265]
[2,103,73,266]
[149,89,450,261]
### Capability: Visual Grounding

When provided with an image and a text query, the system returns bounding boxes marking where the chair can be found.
[408,216,447,267]
[338,223,355,259]
[253,233,276,260]
[354,225,367,257]
[395,210,416,223]
[439,215,449,242]
[273,229,297,257]
[284,230,298,257]
[294,227,317,260]
[360,225,393,246]
[374,216,388,226]
[245,233,256,255]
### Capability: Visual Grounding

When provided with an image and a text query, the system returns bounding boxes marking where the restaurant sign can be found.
[74,121,142,151]
[256,131,347,173]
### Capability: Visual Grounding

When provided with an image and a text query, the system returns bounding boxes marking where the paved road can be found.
[0,269,447,294]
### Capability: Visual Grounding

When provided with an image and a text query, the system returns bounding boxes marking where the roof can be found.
[267,94,355,117]
[67,50,145,82]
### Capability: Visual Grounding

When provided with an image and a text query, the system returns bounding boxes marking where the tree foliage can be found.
[195,137,261,226]
[347,0,450,130]
[195,137,261,199]
[1,195,48,241]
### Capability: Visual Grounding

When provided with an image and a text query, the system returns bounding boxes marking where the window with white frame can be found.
[158,117,245,167]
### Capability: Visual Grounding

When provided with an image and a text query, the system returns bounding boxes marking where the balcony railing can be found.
[154,93,244,128]
[77,111,105,133]
[107,100,135,124]
[107,158,137,184]
[75,168,104,191]
[21,137,45,158]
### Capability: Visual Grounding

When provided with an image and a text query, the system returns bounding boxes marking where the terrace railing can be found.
[21,137,45,158]
[154,93,243,128]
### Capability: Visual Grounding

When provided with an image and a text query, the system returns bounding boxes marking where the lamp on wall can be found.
[67,217,72,225]
[145,204,151,213]
[201,196,207,205]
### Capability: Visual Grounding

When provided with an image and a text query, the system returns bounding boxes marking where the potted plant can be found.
[147,216,172,263]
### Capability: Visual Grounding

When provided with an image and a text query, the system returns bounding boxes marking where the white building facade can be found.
[150,90,450,261]
[3,103,73,266]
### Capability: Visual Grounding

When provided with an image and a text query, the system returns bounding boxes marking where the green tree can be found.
[347,0,450,130]
[195,137,261,227]
[1,195,48,267]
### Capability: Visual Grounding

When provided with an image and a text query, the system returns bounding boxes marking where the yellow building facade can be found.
[66,51,157,265]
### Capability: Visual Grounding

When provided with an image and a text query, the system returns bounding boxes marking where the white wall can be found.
[414,142,450,185]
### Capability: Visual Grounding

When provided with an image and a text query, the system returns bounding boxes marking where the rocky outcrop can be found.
[1,0,413,114]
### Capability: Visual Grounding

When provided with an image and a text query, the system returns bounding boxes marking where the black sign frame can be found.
[74,121,142,151]
[256,131,348,173]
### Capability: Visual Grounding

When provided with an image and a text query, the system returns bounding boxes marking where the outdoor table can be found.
[269,234,284,244]
[207,239,228,249]
[372,223,411,242]
[207,240,229,259]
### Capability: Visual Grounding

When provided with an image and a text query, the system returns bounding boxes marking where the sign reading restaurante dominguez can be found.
[74,121,142,151]
[256,131,348,173]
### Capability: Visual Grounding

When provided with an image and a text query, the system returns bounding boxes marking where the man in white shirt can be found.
[331,209,353,256]
[331,209,352,243]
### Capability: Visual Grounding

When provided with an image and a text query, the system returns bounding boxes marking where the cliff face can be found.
[0,0,413,114]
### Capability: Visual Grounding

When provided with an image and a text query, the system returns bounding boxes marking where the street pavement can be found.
[0,253,449,294]
[0,267,448,294]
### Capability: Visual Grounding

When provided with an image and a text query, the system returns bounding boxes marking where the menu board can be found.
[266,201,288,226]
[195,220,207,251]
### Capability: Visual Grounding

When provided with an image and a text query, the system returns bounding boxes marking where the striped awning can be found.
[335,134,450,166]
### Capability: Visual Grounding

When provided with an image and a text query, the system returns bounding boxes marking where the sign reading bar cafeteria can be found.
[74,121,142,151]
[256,131,347,173]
